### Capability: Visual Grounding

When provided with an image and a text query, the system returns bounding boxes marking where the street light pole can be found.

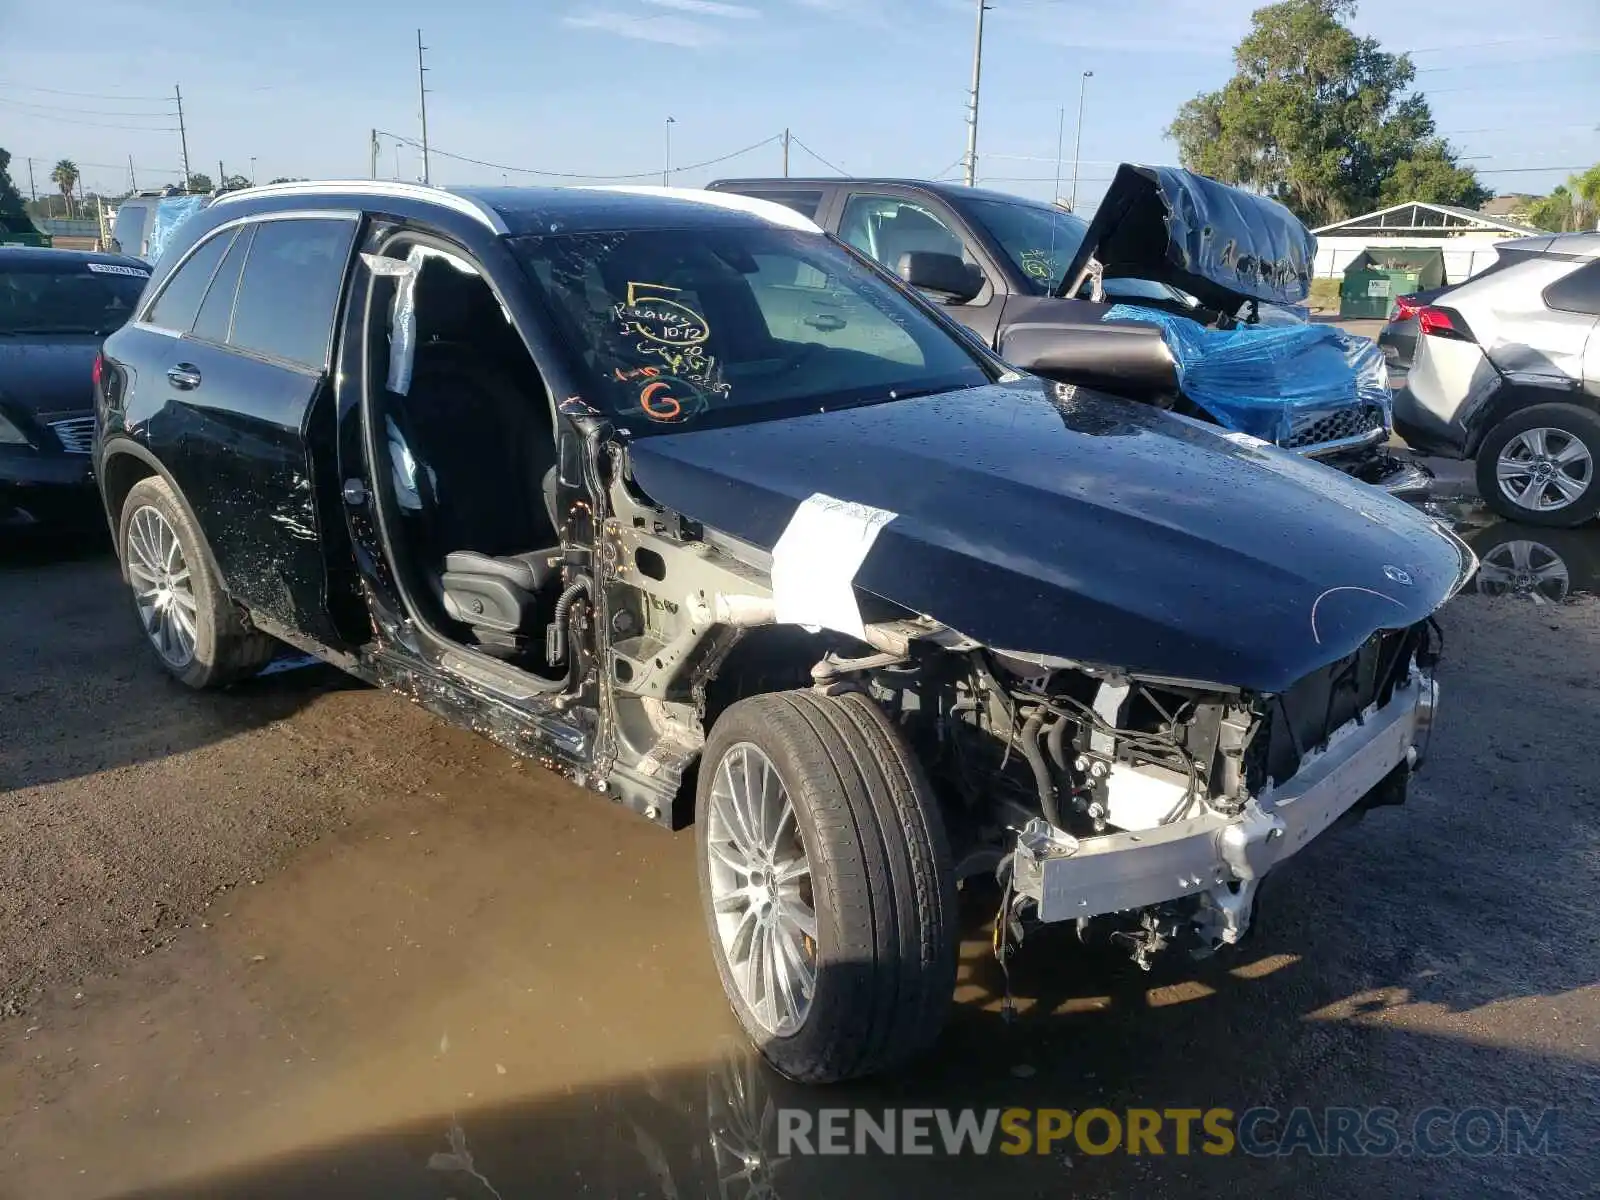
[1070,69,1093,212]
[664,116,675,187]
[250,156,257,187]
[962,0,991,187]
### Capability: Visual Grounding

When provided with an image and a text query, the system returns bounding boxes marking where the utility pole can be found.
[26,157,37,202]
[1052,106,1065,206]
[250,157,257,186]
[1070,70,1093,212]
[782,128,791,177]
[218,160,225,190]
[416,30,431,185]
[663,116,675,186]
[175,84,192,190]
[962,0,990,186]
[370,129,379,180]
[128,155,138,192]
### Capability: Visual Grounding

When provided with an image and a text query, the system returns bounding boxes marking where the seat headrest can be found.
[414,259,508,347]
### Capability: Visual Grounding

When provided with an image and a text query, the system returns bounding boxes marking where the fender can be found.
[97,437,230,591]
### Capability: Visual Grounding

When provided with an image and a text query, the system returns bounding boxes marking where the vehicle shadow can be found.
[0,531,359,794]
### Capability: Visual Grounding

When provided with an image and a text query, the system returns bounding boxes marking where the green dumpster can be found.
[1338,248,1446,319]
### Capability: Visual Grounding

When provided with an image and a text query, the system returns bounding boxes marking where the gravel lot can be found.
[1,506,1596,1199]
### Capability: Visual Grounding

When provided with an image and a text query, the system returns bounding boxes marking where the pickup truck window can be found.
[228,218,354,369]
[514,225,990,434]
[838,195,975,278]
[959,195,1087,295]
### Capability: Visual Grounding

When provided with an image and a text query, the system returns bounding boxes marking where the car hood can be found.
[0,335,101,415]
[625,380,1473,692]
[1055,164,1316,314]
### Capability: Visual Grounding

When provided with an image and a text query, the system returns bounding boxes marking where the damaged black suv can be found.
[95,182,1475,1083]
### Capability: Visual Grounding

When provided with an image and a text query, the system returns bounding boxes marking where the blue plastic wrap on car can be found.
[144,196,208,265]
[1101,303,1391,446]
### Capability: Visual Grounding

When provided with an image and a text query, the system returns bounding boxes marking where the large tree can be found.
[1528,163,1600,233]
[185,171,214,194]
[1167,0,1489,226]
[50,159,80,218]
[0,148,28,223]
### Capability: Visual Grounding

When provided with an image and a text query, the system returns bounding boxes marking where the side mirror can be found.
[897,251,982,304]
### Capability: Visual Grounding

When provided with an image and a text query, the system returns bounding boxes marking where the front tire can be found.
[696,690,958,1083]
[119,476,276,688]
[1475,403,1600,527]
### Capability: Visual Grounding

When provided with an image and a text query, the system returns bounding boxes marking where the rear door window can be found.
[227,218,356,369]
[192,226,254,344]
[1544,260,1600,316]
[144,230,233,331]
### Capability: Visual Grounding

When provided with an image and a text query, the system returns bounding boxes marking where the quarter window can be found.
[1544,259,1600,316]
[192,226,254,344]
[228,218,355,369]
[145,231,232,331]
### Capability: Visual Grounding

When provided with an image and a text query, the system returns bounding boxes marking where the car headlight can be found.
[0,411,33,446]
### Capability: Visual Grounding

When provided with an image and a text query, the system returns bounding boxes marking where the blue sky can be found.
[2,0,1596,212]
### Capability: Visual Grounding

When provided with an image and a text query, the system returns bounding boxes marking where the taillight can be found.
[1417,305,1469,340]
[92,352,104,390]
[1392,294,1421,321]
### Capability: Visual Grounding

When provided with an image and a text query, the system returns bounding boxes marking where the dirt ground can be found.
[1,507,1597,1199]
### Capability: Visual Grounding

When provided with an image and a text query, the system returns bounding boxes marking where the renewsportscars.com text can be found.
[776,1106,1558,1158]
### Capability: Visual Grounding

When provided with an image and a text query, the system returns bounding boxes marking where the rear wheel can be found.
[119,476,276,688]
[696,690,958,1083]
[1476,403,1600,527]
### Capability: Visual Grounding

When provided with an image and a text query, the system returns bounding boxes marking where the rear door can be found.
[129,213,362,646]
[833,186,1009,346]
[1465,256,1600,389]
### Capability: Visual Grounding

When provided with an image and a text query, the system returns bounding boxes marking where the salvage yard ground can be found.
[1,505,1597,1198]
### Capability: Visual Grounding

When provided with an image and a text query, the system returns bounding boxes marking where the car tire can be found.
[695,689,958,1084]
[118,476,276,688]
[1475,403,1600,528]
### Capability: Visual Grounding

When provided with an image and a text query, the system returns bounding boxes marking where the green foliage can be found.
[185,172,214,193]
[1167,0,1488,225]
[50,159,80,217]
[1526,165,1600,232]
[1308,277,1341,311]
[0,147,28,221]
[266,177,306,185]
[217,174,253,192]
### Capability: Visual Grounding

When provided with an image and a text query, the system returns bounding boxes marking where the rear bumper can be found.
[1392,384,1472,458]
[1011,669,1435,927]
[1,446,97,524]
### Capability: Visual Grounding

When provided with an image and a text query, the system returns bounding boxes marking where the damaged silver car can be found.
[95,181,1476,1084]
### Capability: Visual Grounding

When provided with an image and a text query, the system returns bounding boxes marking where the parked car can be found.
[1391,231,1600,526]
[1,245,150,526]
[1377,285,1447,378]
[106,189,210,264]
[710,165,1425,494]
[96,181,1473,1082]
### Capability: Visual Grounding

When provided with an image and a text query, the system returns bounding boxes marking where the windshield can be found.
[0,263,149,335]
[513,226,993,434]
[960,194,1198,308]
[960,196,1088,295]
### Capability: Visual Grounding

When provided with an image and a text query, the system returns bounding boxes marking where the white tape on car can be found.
[770,493,897,641]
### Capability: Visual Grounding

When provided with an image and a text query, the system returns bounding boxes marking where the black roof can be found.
[0,246,150,271]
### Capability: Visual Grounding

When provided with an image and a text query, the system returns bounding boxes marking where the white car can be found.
[1392,231,1600,527]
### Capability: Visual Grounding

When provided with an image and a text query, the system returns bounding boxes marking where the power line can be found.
[375,129,783,180]
[1417,52,1598,73]
[0,81,171,101]
[1404,35,1565,54]
[0,104,179,132]
[789,136,851,177]
[0,97,177,119]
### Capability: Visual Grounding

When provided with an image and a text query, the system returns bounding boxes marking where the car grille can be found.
[1281,404,1386,451]
[48,416,95,455]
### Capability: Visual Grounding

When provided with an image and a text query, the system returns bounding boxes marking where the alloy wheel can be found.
[705,743,817,1039]
[1495,427,1593,513]
[1476,539,1570,605]
[126,504,198,667]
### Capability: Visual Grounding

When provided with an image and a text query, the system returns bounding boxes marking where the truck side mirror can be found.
[897,251,982,304]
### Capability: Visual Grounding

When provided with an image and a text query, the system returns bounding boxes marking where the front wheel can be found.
[696,690,958,1083]
[1475,403,1600,527]
[118,476,276,688]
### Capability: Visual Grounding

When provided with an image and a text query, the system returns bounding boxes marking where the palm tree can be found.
[50,159,80,218]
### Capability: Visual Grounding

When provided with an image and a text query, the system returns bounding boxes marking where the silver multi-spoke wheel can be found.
[1495,427,1593,513]
[705,743,817,1039]
[126,504,198,667]
[1477,539,1570,604]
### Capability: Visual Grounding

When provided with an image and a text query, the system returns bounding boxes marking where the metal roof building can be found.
[1312,201,1543,284]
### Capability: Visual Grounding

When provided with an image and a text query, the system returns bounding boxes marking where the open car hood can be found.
[625,380,1472,693]
[1056,164,1316,313]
